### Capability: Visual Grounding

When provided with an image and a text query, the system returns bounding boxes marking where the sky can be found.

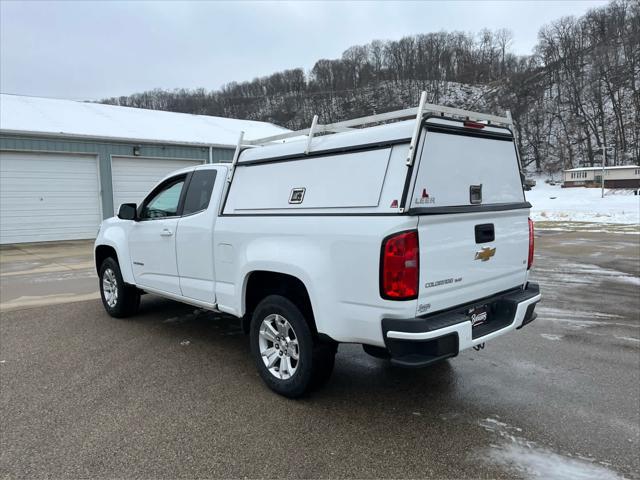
[1,0,609,101]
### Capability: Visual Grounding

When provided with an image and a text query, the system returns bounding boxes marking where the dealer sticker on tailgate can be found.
[469,305,489,327]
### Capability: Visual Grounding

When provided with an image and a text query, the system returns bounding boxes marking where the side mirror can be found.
[118,203,138,221]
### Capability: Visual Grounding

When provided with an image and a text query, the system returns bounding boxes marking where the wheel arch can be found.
[95,220,136,284]
[242,270,317,336]
[95,244,118,274]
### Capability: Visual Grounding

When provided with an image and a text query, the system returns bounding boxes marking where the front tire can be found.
[99,257,140,318]
[250,295,335,398]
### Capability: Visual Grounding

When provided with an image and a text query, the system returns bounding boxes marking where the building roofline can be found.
[0,128,236,149]
[564,165,639,172]
[0,92,286,130]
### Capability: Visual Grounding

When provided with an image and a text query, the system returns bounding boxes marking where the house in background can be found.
[0,94,287,244]
[563,165,640,189]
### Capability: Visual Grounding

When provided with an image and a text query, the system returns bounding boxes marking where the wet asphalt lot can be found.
[1,231,639,479]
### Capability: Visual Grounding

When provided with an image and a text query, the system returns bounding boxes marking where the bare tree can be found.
[101,1,638,175]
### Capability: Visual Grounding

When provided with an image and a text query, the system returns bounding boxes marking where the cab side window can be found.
[140,176,186,219]
[183,170,217,215]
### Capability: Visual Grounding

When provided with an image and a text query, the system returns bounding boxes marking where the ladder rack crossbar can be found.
[244,101,512,147]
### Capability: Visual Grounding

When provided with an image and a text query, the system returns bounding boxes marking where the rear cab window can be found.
[183,169,217,215]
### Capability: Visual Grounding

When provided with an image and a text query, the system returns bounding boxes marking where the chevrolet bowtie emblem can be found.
[475,246,496,262]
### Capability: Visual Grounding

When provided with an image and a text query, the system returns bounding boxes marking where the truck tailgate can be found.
[415,209,529,316]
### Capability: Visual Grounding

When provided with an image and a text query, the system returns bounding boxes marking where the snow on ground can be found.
[526,181,639,225]
[479,416,625,480]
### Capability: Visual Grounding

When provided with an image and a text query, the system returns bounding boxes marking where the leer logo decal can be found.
[415,188,436,205]
[475,246,496,262]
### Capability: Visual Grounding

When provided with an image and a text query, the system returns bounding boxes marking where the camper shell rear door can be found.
[408,118,530,317]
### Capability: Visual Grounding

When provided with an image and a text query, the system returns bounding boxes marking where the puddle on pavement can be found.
[534,262,640,290]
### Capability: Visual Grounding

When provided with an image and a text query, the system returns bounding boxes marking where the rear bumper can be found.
[382,282,541,368]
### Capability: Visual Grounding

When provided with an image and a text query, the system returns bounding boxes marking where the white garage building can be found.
[0,94,287,244]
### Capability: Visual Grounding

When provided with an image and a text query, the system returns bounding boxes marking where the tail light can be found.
[528,218,535,270]
[380,230,419,300]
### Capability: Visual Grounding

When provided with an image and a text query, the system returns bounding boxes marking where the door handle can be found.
[160,228,174,237]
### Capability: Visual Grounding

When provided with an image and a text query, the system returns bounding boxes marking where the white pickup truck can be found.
[95,95,541,397]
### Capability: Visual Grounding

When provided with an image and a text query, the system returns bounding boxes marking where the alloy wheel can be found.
[102,268,118,308]
[258,314,299,380]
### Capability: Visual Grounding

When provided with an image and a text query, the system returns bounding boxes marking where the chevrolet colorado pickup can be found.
[95,95,541,397]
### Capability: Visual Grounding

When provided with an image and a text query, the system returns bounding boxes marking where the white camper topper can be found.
[95,93,540,397]
[224,114,529,314]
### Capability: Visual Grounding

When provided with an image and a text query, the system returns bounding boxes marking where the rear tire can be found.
[99,257,140,318]
[250,295,335,398]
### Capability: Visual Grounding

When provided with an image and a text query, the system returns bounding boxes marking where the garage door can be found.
[0,151,101,244]
[111,157,202,212]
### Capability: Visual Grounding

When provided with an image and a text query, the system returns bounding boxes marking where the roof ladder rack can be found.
[226,130,244,183]
[225,91,514,182]
[406,91,427,167]
[304,115,319,155]
[244,92,512,148]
